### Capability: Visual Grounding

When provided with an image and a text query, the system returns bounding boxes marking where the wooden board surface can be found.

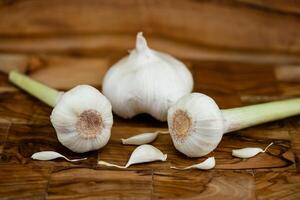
[1,0,300,199]
[1,55,300,199]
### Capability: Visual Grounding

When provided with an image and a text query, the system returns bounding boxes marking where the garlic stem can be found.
[9,71,62,107]
[222,98,300,133]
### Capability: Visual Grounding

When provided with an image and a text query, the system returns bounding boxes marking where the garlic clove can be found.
[121,132,159,145]
[125,144,167,167]
[232,142,274,158]
[168,93,224,157]
[102,32,193,121]
[50,85,113,153]
[121,130,169,145]
[171,157,215,170]
[31,151,87,162]
[98,144,167,168]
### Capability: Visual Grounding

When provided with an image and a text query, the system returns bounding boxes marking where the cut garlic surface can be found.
[31,151,87,162]
[98,144,167,168]
[171,157,215,170]
[121,130,169,145]
[232,142,274,158]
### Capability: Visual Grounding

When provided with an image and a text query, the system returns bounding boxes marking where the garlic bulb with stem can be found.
[98,144,167,168]
[121,130,169,145]
[168,93,300,157]
[9,71,113,153]
[102,32,193,121]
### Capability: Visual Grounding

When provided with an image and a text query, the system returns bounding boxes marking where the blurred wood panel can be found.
[1,0,300,56]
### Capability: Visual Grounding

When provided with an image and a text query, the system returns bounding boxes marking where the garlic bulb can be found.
[168,93,224,157]
[9,71,113,153]
[31,151,87,162]
[102,32,193,121]
[121,130,169,145]
[98,144,167,168]
[50,85,113,153]
[171,157,215,170]
[232,142,273,158]
[168,92,300,157]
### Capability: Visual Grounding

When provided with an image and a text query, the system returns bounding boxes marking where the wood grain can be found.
[1,0,300,54]
[1,1,300,198]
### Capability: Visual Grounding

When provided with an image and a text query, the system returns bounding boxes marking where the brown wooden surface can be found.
[1,0,300,199]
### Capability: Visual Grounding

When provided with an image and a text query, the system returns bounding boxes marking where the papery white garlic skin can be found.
[232,148,263,158]
[31,151,87,162]
[168,93,224,157]
[121,132,159,145]
[125,144,167,167]
[102,32,193,121]
[171,157,216,170]
[50,85,113,153]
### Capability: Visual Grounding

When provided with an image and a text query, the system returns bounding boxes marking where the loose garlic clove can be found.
[98,144,167,168]
[31,151,87,162]
[171,157,215,170]
[121,130,169,145]
[122,132,159,145]
[50,85,113,153]
[232,142,274,159]
[102,32,193,121]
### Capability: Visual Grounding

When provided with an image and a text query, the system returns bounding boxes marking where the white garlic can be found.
[98,144,167,168]
[121,130,169,145]
[9,71,114,153]
[102,32,193,121]
[50,85,113,153]
[168,92,300,158]
[232,142,274,158]
[31,151,87,162]
[171,157,215,170]
[168,93,224,157]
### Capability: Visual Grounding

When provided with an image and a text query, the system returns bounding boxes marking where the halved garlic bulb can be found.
[102,32,193,121]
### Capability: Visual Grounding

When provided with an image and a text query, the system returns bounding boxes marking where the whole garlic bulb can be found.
[168,92,300,157]
[102,32,193,121]
[51,85,113,153]
[167,93,224,157]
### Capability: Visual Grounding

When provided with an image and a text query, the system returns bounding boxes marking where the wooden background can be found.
[0,0,300,199]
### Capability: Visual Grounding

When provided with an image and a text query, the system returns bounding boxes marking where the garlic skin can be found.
[168,93,224,157]
[102,32,193,121]
[98,144,167,168]
[31,151,87,162]
[171,157,215,170]
[50,85,113,153]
